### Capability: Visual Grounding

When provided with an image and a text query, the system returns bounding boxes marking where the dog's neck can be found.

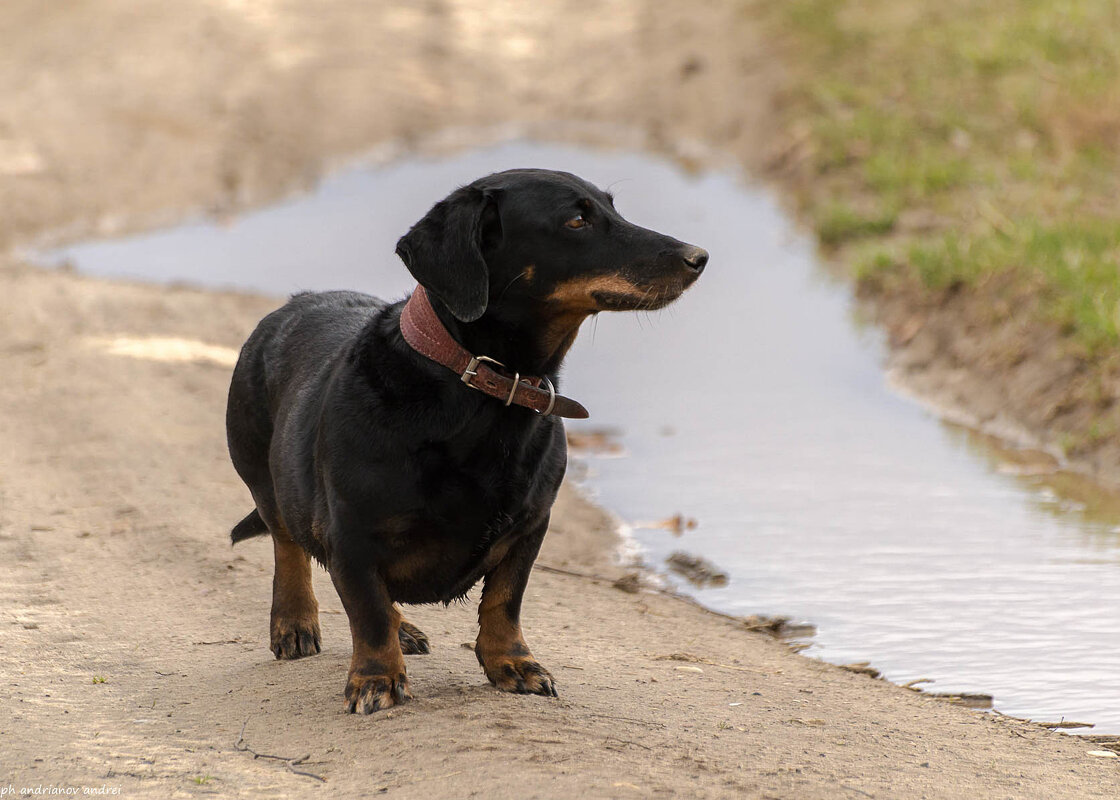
[399,287,589,419]
[428,295,585,378]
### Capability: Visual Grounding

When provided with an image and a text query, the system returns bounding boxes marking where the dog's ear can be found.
[395,187,501,323]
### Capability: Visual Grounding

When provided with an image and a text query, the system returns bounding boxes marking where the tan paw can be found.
[344,668,412,714]
[480,653,557,697]
[270,616,321,660]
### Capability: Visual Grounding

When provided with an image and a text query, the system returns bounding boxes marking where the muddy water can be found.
[40,140,1120,732]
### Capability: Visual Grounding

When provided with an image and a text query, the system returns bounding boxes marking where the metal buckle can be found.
[505,372,521,406]
[461,355,505,386]
[462,354,554,415]
[537,376,556,416]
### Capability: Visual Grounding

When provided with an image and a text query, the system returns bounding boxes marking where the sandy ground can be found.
[2,1,1119,797]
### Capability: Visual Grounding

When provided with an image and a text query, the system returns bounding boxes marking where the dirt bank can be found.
[2,1,1119,797]
[762,0,1120,492]
[863,274,1120,489]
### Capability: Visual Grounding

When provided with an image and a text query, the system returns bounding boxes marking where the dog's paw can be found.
[344,669,412,714]
[398,620,430,655]
[270,617,321,660]
[481,655,558,697]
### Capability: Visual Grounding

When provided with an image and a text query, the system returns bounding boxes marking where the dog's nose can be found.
[682,246,709,274]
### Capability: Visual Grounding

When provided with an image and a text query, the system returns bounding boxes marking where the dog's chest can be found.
[371,431,559,602]
[378,511,520,602]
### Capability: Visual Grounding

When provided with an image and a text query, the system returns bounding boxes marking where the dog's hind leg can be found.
[397,615,430,655]
[270,526,322,660]
[474,517,557,698]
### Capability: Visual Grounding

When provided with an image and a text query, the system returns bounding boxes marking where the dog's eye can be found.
[565,215,589,230]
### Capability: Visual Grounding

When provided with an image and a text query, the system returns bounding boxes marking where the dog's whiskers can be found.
[496,269,532,302]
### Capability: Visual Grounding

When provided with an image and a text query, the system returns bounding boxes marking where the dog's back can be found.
[226,291,385,543]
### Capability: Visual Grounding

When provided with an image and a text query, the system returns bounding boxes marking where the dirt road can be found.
[2,1,1119,797]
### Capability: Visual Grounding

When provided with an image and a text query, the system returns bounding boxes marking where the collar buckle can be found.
[460,354,505,386]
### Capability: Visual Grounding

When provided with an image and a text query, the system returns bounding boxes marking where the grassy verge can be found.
[767,0,1120,357]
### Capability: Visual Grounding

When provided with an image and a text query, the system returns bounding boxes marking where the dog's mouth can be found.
[589,289,677,312]
[544,270,699,315]
[591,278,693,312]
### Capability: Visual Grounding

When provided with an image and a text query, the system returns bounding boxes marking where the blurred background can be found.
[5,0,1120,733]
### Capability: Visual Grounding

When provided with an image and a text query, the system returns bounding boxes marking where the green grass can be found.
[770,0,1120,354]
[816,202,896,246]
[896,221,1120,353]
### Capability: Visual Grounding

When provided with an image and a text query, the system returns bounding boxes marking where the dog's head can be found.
[395,168,707,324]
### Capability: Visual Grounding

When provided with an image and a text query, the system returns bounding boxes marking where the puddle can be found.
[38,139,1120,732]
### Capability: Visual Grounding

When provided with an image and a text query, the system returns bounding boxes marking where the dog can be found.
[226,168,707,713]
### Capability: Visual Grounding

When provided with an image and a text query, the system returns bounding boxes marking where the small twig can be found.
[236,718,327,782]
[653,653,766,675]
[426,770,464,782]
[603,737,652,751]
[901,678,935,690]
[535,563,614,582]
[286,756,329,782]
[839,662,882,679]
[588,712,666,729]
[1035,720,1095,730]
[924,692,993,709]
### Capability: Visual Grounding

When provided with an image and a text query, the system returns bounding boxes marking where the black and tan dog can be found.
[226,168,706,713]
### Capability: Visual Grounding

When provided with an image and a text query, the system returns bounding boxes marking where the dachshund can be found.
[226,168,707,713]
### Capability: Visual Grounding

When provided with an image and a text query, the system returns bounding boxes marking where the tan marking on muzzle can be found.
[546,274,643,311]
[535,275,644,363]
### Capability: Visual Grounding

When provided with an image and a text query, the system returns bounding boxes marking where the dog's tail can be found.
[231,508,270,544]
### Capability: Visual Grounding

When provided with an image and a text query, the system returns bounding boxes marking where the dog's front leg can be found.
[328,546,411,714]
[475,516,558,698]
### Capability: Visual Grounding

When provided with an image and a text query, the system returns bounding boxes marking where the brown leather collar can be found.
[399,286,589,419]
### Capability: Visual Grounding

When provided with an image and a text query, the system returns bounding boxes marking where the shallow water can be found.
[40,140,1120,732]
